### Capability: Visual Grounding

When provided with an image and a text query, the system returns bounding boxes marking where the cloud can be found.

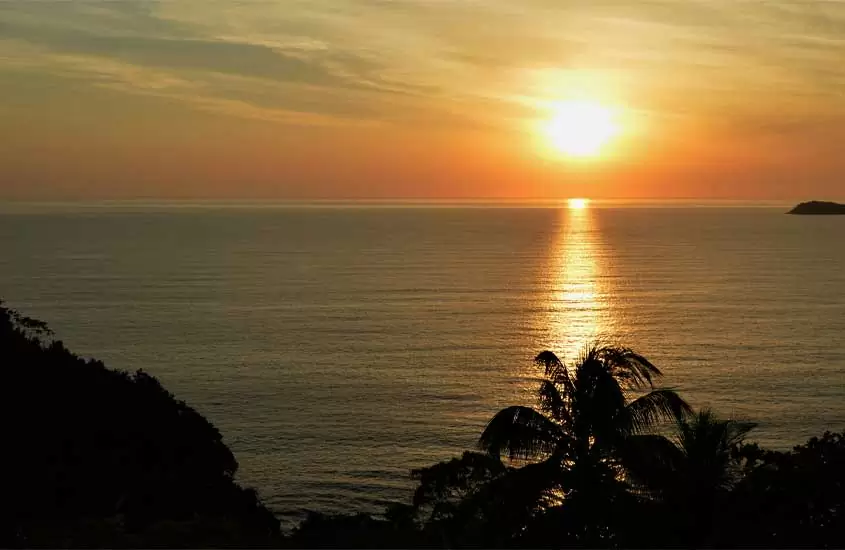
[0,39,389,128]
[0,1,456,127]
[0,8,430,94]
[2,0,845,133]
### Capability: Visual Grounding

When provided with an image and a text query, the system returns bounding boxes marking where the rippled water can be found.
[1,204,844,523]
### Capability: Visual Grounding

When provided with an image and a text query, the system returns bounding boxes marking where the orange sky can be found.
[1,1,844,201]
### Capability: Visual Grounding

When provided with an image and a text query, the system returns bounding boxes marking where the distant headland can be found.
[788,201,845,215]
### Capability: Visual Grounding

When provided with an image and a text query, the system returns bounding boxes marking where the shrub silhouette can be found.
[0,302,280,547]
[291,349,845,548]
[7,300,845,548]
[725,432,845,546]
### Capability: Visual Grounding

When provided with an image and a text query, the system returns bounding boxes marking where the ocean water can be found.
[1,203,844,523]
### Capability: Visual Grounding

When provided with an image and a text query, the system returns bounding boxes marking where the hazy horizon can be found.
[0,197,834,209]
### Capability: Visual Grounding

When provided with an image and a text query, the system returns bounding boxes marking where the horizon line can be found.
[1,197,832,209]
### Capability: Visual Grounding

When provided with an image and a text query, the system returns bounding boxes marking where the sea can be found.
[1,201,844,525]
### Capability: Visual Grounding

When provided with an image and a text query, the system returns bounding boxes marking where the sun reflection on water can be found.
[539,204,609,364]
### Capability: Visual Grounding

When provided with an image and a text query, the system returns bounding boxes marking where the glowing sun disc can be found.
[544,100,618,157]
[568,198,589,209]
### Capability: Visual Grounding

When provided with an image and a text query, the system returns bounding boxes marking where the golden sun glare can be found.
[568,198,589,209]
[543,100,618,158]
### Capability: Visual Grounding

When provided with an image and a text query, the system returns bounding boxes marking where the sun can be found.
[568,198,589,209]
[543,100,618,158]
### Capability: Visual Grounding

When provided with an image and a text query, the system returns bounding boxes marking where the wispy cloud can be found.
[0,1,455,127]
[4,0,843,130]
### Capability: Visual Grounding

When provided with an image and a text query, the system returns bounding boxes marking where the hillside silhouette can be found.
[0,301,280,547]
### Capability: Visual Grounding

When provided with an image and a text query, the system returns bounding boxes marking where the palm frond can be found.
[728,421,757,445]
[535,350,563,373]
[572,361,628,440]
[617,434,684,497]
[535,351,576,398]
[533,350,562,380]
[597,346,664,389]
[479,406,565,461]
[623,389,691,435]
[677,409,756,457]
[674,409,757,492]
[537,379,571,425]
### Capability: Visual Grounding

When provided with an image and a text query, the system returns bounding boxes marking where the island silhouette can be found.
[788,201,845,215]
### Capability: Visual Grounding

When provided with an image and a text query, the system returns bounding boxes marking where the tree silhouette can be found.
[727,431,845,547]
[282,339,845,548]
[0,301,280,547]
[621,408,754,545]
[10,298,845,549]
[477,345,691,544]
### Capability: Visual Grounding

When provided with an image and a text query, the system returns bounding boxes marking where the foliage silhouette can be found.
[724,431,845,546]
[6,301,845,548]
[290,346,845,549]
[476,345,691,544]
[620,408,756,546]
[411,450,558,546]
[0,301,280,547]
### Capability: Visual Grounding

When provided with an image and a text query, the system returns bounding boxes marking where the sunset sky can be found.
[2,1,844,200]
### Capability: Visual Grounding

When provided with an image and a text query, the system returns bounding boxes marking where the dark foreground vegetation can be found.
[0,303,279,547]
[3,301,845,547]
[290,351,845,548]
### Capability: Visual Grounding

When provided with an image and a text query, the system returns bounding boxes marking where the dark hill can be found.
[788,201,845,215]
[0,301,280,547]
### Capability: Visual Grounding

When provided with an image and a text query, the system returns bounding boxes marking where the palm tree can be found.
[671,409,755,494]
[478,344,691,542]
[480,344,690,472]
[624,408,755,545]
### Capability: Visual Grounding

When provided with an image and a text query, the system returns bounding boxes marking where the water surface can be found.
[1,204,843,521]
